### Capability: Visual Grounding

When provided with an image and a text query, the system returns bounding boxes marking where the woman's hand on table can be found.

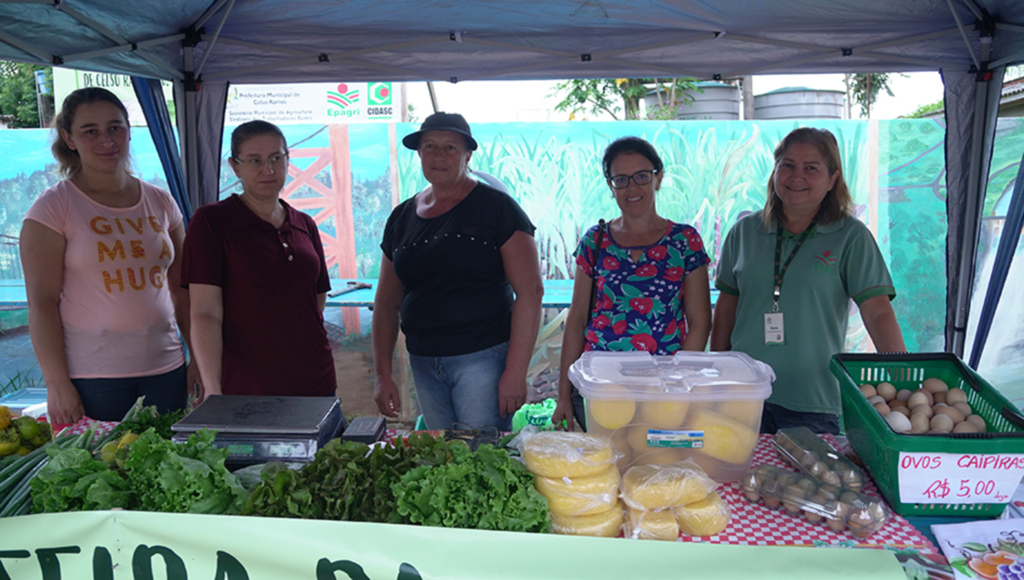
[46,382,85,426]
[551,397,575,431]
[497,371,527,418]
[374,376,402,418]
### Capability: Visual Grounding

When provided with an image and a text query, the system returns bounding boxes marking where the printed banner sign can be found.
[226,82,400,125]
[52,68,175,127]
[898,452,1024,504]
[0,510,904,579]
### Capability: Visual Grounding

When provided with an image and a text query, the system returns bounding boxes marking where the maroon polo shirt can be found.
[181,194,335,397]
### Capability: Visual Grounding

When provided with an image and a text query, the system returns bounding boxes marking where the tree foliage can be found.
[904,99,944,119]
[847,73,895,118]
[0,61,52,128]
[551,78,699,120]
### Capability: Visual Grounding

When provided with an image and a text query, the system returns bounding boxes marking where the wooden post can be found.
[328,124,360,334]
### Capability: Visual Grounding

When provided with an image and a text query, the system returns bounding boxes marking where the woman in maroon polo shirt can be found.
[181,120,337,400]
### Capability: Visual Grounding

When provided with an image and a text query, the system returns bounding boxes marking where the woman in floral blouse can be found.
[553,136,712,430]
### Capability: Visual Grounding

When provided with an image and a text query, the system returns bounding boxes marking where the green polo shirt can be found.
[715,212,895,415]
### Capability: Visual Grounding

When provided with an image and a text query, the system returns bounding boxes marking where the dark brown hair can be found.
[51,87,130,178]
[230,120,288,159]
[602,136,664,179]
[763,127,854,229]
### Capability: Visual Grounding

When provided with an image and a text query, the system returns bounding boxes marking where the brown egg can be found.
[867,395,887,407]
[888,399,908,409]
[873,402,891,416]
[895,389,913,402]
[933,391,947,405]
[909,413,931,434]
[914,388,935,406]
[935,406,965,424]
[820,470,842,486]
[892,406,912,419]
[876,382,897,402]
[910,404,934,419]
[953,421,980,434]
[946,388,968,405]
[907,391,930,409]
[930,414,954,432]
[859,384,877,398]
[966,414,987,432]
[953,401,973,417]
[922,377,949,393]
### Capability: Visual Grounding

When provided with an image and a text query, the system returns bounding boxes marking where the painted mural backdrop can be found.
[2,119,1023,358]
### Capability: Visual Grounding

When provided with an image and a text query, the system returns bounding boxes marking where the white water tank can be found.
[644,81,740,120]
[754,87,845,120]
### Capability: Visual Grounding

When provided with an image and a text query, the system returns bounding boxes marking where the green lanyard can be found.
[772,220,817,313]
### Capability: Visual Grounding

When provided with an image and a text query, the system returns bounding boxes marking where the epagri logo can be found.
[327,84,360,118]
[367,82,393,118]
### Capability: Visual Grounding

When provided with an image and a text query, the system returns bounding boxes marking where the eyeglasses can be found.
[234,154,288,170]
[608,169,658,189]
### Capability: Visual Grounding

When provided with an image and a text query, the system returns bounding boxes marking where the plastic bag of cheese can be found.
[533,465,621,516]
[673,490,730,537]
[620,459,717,511]
[625,507,679,541]
[513,426,616,479]
[549,505,624,537]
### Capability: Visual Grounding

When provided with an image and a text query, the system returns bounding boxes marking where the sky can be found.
[404,72,947,123]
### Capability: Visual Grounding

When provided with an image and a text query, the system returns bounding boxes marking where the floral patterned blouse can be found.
[574,221,710,354]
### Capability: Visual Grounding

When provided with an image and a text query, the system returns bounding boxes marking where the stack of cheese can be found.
[521,430,624,537]
[620,460,730,541]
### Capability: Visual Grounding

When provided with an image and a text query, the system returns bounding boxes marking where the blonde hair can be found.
[51,87,130,178]
[763,127,854,230]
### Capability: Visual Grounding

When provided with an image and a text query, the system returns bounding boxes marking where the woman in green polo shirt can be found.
[710,127,907,434]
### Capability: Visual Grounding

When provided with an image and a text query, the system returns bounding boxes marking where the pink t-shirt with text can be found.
[25,179,185,378]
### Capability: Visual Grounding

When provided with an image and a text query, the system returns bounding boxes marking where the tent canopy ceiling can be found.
[2,1,1023,84]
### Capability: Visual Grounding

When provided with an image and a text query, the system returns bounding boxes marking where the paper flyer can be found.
[932,518,1024,579]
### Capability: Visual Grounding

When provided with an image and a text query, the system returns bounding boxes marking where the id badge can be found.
[765,312,785,345]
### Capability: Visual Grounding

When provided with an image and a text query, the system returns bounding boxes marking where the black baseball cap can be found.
[402,112,478,151]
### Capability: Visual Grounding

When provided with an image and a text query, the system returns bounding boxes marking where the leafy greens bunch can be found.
[31,428,249,515]
[394,442,551,533]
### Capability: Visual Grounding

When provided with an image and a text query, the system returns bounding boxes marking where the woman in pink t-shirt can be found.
[20,88,198,425]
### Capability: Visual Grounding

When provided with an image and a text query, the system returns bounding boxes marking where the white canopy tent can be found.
[2,0,1023,355]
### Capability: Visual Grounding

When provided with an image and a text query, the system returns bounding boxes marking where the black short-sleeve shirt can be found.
[380,182,536,356]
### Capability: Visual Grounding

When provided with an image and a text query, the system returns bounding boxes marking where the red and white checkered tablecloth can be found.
[679,434,938,552]
[57,416,119,439]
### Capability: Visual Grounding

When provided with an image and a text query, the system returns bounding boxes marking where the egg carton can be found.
[772,427,866,492]
[739,463,891,538]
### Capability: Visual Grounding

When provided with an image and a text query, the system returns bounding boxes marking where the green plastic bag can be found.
[512,398,559,431]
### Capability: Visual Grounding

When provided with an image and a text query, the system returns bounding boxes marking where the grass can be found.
[0,370,42,397]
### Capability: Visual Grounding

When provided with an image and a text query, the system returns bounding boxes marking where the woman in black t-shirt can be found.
[372,112,543,431]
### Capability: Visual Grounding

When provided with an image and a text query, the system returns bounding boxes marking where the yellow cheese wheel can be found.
[589,385,637,429]
[715,399,763,425]
[637,400,690,429]
[534,466,621,516]
[674,491,729,537]
[685,409,758,465]
[549,505,624,537]
[522,431,615,478]
[621,461,717,511]
[626,508,679,541]
[626,424,654,453]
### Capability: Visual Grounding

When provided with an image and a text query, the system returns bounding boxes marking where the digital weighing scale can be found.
[170,395,344,467]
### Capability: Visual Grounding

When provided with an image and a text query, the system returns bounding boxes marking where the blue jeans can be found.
[72,364,188,421]
[760,402,840,435]
[409,342,511,431]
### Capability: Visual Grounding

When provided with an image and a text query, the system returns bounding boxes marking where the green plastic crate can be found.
[830,352,1024,517]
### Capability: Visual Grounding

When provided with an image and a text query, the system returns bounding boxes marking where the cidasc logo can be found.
[813,250,839,273]
[368,82,393,118]
[327,83,360,118]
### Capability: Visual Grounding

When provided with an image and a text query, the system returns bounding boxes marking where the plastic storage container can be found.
[568,351,774,481]
[831,352,1024,517]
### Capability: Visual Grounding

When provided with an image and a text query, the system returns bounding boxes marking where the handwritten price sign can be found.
[898,452,1024,504]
